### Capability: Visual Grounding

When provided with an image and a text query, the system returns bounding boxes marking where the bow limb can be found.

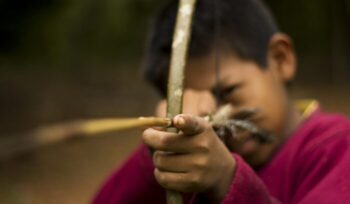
[166,0,197,203]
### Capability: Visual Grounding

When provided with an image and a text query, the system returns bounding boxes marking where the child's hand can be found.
[142,114,236,202]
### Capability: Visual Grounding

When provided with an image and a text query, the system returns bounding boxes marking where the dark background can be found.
[0,0,349,203]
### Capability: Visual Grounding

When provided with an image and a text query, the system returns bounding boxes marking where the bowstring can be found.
[213,0,221,104]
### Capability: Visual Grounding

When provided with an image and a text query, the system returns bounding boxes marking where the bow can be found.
[165,0,197,203]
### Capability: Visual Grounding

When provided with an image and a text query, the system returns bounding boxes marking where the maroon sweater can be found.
[92,110,350,203]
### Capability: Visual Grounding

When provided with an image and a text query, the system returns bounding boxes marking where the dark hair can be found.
[142,0,279,97]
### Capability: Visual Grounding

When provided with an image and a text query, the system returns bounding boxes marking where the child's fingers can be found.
[172,114,208,136]
[154,169,196,192]
[142,128,191,153]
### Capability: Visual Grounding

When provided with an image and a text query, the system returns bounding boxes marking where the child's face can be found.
[184,51,297,167]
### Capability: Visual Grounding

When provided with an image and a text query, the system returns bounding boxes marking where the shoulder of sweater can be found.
[294,110,350,154]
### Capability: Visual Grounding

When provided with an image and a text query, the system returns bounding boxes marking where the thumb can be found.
[172,114,208,135]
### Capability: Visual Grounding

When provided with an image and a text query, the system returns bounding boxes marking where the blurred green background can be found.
[0,0,349,203]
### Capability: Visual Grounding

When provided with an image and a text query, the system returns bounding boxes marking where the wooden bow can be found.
[165,0,197,203]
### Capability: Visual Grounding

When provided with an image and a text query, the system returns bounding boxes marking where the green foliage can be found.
[0,0,161,67]
[0,0,348,76]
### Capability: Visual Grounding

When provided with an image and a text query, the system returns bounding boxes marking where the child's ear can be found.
[267,33,297,82]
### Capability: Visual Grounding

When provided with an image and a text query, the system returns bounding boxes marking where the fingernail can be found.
[175,116,186,126]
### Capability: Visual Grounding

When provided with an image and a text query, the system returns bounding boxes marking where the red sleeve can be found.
[91,145,167,204]
[221,154,280,204]
[92,144,194,204]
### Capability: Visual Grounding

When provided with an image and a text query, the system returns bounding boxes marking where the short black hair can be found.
[142,0,279,97]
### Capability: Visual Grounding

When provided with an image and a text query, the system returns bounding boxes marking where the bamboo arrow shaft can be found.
[0,117,171,160]
[80,117,171,135]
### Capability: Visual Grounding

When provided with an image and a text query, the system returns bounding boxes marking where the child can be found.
[93,0,350,203]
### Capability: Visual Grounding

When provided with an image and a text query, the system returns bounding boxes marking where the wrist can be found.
[208,154,236,203]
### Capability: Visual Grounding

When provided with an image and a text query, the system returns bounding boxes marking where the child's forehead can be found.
[185,55,262,88]
[184,64,216,90]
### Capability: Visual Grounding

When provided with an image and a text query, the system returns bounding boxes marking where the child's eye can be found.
[221,86,236,99]
[213,84,239,104]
